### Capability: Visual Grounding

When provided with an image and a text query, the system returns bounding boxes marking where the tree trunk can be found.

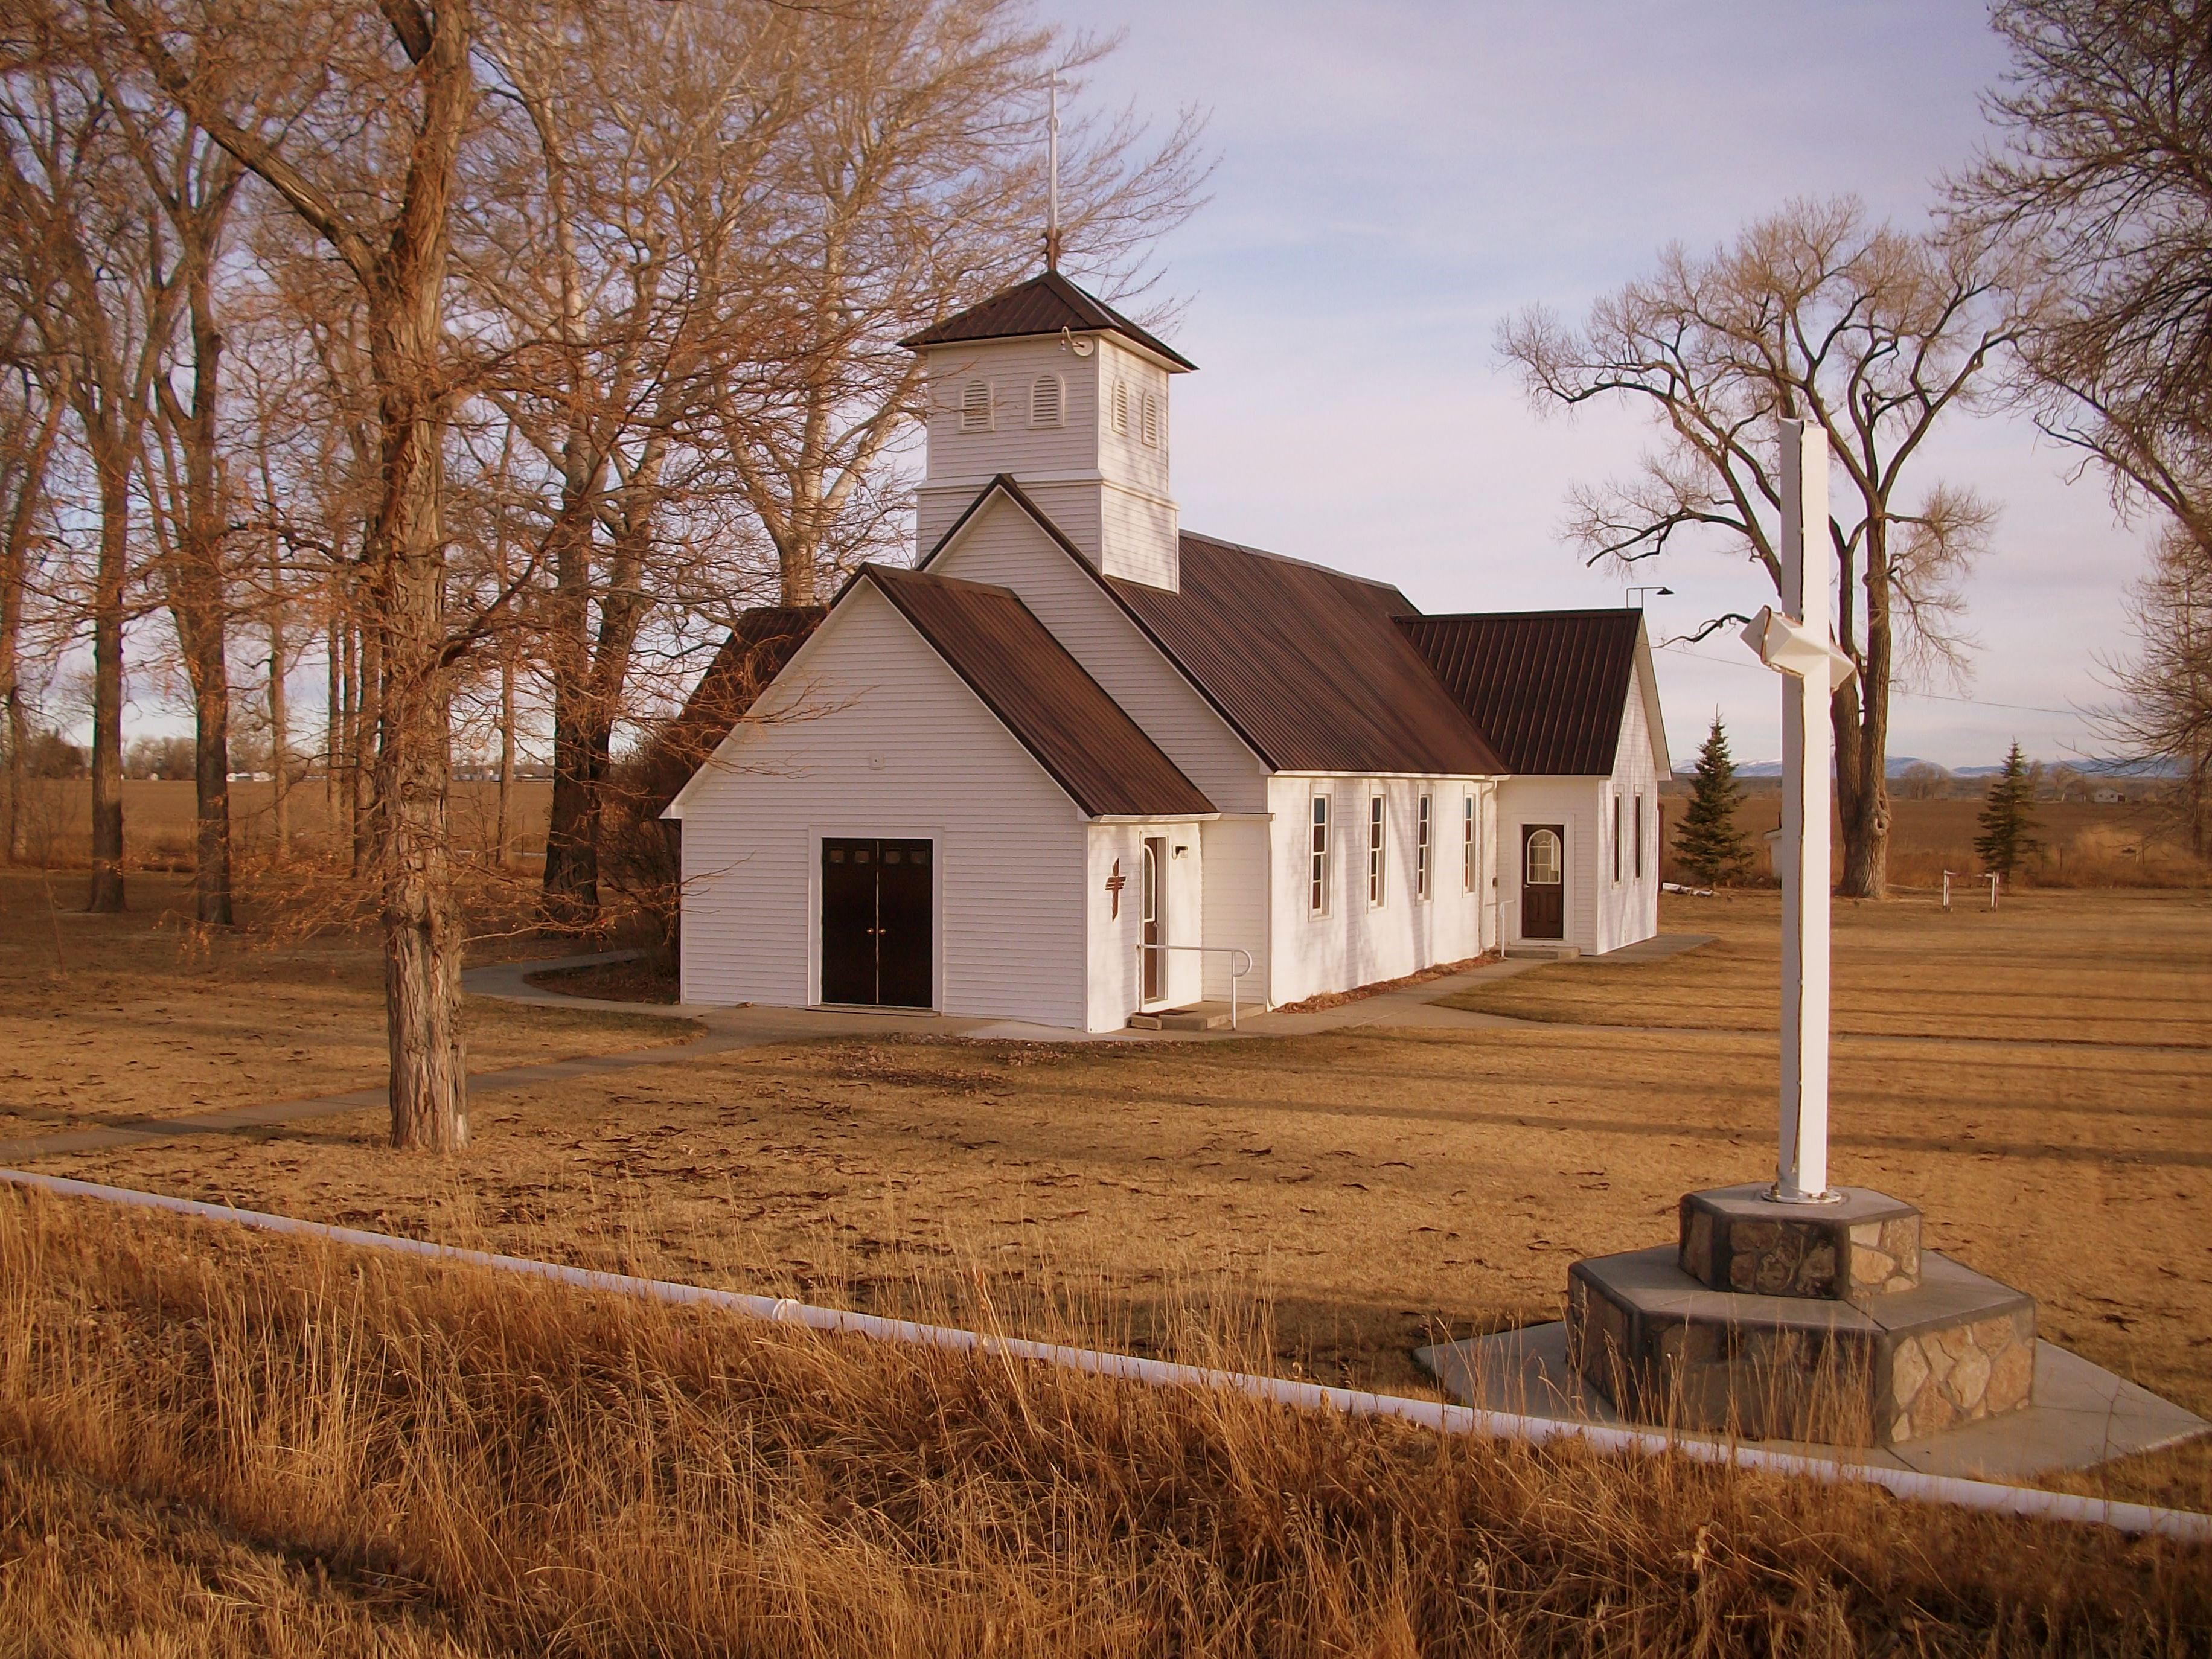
[161,266,235,927]
[325,609,340,835]
[496,650,514,866]
[1837,554,1894,900]
[366,286,467,1152]
[353,620,380,878]
[1,393,58,866]
[85,422,130,913]
[269,599,289,861]
[539,482,601,930]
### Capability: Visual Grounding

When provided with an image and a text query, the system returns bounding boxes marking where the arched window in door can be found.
[1526,828,1561,885]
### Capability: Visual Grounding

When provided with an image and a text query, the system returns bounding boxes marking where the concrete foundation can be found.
[1563,1186,2039,1446]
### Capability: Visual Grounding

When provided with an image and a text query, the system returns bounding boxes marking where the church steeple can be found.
[903,272,1193,590]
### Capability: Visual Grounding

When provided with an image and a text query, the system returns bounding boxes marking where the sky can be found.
[1031,0,2153,771]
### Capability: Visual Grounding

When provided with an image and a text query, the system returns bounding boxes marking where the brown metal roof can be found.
[650,605,826,813]
[1107,534,1505,776]
[1398,609,1641,775]
[864,564,1215,819]
[900,269,1197,371]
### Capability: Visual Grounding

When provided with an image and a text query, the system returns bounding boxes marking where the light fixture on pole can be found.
[1626,584,1673,608]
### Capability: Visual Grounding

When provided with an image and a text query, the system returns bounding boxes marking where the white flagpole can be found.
[1742,421,1855,1201]
[1776,418,1832,1201]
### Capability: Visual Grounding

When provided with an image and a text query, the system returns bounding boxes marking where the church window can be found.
[959,379,993,432]
[1031,373,1064,427]
[1141,391,1161,447]
[1309,796,1330,914]
[1634,793,1645,879]
[1463,794,1477,892]
[1416,794,1431,900]
[1611,794,1622,882]
[1368,794,1386,906]
[1111,379,1130,435]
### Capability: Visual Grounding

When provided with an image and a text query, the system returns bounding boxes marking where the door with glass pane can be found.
[1521,825,1564,940]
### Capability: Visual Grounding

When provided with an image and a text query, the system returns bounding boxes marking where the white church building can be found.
[664,271,1669,1031]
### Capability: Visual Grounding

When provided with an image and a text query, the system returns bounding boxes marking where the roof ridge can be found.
[1177,529,1412,597]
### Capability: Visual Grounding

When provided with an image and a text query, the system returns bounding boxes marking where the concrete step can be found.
[1127,1002,1235,1032]
[1505,944,1580,961]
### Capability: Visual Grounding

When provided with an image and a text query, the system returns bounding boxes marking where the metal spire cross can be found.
[1044,71,1063,272]
[1741,419,1858,1204]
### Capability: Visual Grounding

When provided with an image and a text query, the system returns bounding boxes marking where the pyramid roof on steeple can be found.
[900,269,1196,371]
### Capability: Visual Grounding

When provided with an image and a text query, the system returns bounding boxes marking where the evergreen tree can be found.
[1974,742,2042,878]
[1675,715,1754,884]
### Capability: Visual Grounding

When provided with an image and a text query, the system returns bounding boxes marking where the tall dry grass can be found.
[2,1189,2205,1656]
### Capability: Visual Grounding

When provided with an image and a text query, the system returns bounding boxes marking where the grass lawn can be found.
[25,887,2211,1507]
[0,871,689,1138]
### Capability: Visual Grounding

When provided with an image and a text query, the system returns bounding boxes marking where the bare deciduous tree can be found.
[112,0,481,1150]
[2099,531,2211,855]
[1499,197,2035,897]
[1954,0,2212,561]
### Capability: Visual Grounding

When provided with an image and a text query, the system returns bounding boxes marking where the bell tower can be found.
[903,271,1194,591]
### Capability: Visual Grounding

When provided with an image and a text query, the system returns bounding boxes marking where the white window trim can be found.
[1462,793,1477,893]
[1416,794,1431,901]
[1367,794,1386,907]
[1309,794,1331,915]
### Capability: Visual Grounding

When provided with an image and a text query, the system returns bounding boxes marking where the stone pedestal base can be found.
[1567,1187,2037,1446]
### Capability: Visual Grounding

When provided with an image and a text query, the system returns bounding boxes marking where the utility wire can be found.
[1654,642,2080,718]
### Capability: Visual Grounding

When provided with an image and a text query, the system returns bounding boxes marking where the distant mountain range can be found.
[1678,755,2184,780]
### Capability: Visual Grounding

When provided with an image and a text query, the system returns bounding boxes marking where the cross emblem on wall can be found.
[1105,857,1127,918]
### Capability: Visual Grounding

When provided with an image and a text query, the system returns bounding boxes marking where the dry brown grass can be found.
[1670,796,2211,890]
[37,892,2212,1510]
[0,871,689,1137]
[4,1189,2205,1656]
[8,777,552,870]
[1442,889,2212,1044]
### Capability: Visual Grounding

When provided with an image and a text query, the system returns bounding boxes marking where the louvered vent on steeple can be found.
[1030,374,1064,427]
[960,379,993,432]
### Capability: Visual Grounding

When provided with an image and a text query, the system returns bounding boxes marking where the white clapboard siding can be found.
[930,490,1266,811]
[1086,820,1206,1029]
[679,583,1089,1028]
[1264,773,1488,1007]
[1095,337,1172,500]
[1495,775,1600,954]
[1199,815,1271,1005]
[922,336,1102,483]
[1599,671,1662,953]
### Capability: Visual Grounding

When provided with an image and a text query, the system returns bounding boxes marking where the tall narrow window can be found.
[1416,794,1432,900]
[1030,373,1063,427]
[1463,794,1477,892]
[1309,796,1331,914]
[1111,379,1130,435]
[959,379,992,432]
[1368,794,1386,906]
[1611,794,1622,883]
[1141,391,1161,447]
[1634,792,1645,880]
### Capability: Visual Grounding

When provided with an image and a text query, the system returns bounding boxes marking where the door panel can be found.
[875,840,934,1009]
[1521,824,1565,940]
[820,839,878,1003]
[819,837,935,1008]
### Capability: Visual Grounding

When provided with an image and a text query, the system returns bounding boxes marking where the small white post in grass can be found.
[1743,420,1858,1204]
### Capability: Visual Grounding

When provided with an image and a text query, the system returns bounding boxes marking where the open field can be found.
[1657,792,2209,889]
[4,1192,2204,1656]
[0,871,687,1138]
[7,776,553,869]
[22,889,2212,1515]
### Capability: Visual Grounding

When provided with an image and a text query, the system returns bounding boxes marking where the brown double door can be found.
[1521,824,1564,940]
[820,838,933,1008]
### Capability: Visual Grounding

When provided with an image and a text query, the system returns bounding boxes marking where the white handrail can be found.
[1138,942,1255,1029]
